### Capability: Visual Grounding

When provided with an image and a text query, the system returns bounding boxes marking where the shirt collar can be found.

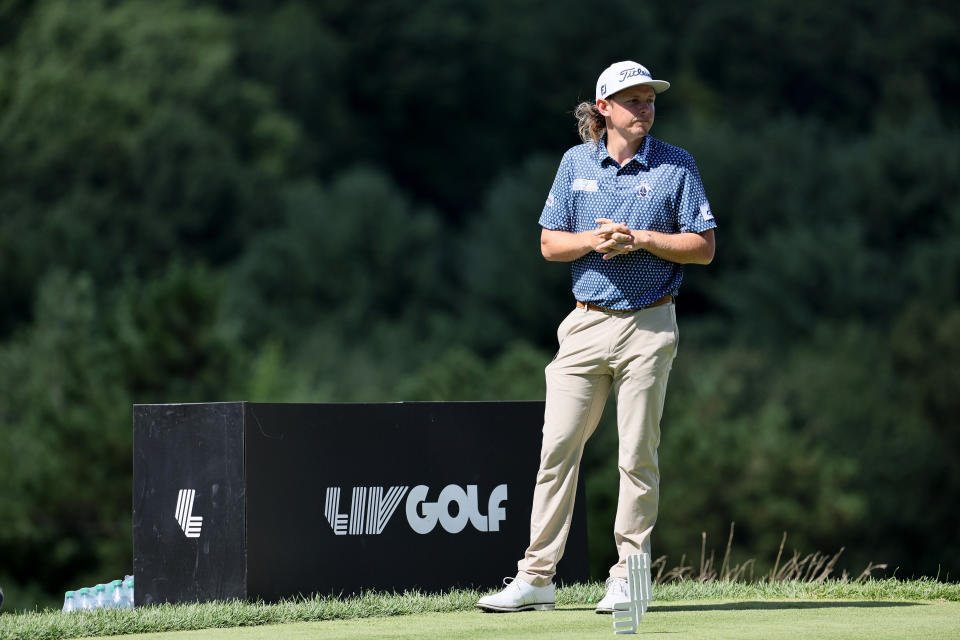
[596,134,652,169]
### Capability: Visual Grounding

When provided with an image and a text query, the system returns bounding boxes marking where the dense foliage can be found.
[0,0,957,610]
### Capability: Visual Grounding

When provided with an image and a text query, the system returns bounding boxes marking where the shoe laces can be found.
[605,577,629,596]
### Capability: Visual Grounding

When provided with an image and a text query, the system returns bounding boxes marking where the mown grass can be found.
[1,579,958,640]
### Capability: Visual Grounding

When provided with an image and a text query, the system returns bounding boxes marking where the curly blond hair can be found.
[574,101,605,145]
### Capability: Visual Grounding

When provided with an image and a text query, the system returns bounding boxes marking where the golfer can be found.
[478,61,716,613]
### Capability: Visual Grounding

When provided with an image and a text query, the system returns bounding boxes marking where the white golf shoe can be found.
[476,577,555,612]
[595,577,630,613]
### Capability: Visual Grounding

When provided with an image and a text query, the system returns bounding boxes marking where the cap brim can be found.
[602,78,671,99]
[645,80,670,94]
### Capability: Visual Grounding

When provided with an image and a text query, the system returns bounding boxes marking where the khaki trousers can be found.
[516,302,678,586]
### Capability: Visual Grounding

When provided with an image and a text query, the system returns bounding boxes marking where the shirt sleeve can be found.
[538,152,575,231]
[676,154,717,234]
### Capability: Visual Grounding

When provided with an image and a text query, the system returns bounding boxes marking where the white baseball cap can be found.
[595,61,670,100]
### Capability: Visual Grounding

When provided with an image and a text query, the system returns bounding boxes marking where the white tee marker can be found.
[612,553,653,634]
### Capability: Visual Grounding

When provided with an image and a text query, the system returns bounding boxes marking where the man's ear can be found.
[596,98,613,117]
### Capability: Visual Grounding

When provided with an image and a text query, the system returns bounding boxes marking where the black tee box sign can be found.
[133,402,589,606]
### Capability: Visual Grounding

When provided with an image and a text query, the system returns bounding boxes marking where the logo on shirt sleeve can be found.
[699,202,714,221]
[546,193,555,207]
[572,179,599,192]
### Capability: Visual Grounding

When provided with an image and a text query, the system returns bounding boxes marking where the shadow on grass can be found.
[560,601,924,614]
[649,601,926,612]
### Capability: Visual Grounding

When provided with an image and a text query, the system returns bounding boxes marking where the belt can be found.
[575,293,673,313]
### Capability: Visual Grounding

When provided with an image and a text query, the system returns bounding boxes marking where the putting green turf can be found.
[94,600,960,640]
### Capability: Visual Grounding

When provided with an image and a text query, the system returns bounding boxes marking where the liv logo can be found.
[324,486,409,535]
[324,484,508,535]
[175,489,203,538]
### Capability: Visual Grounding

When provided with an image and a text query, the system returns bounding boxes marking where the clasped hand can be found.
[593,218,634,260]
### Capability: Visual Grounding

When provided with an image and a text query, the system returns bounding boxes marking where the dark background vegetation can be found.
[1,0,958,611]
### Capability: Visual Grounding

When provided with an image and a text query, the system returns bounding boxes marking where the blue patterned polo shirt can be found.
[539,134,716,310]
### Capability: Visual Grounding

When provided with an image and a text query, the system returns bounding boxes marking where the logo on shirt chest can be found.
[572,179,599,192]
[636,180,651,198]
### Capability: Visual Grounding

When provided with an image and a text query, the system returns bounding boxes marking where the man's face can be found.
[600,85,656,138]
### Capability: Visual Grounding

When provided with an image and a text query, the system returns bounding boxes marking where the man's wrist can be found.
[582,229,599,252]
[630,229,648,251]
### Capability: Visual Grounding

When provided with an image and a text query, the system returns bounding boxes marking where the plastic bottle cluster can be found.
[62,575,134,612]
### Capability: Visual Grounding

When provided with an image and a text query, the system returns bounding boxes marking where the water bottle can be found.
[93,584,108,609]
[77,587,92,611]
[62,590,77,613]
[122,575,135,608]
[109,580,124,609]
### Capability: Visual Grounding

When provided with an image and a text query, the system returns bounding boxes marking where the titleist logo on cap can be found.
[619,66,652,82]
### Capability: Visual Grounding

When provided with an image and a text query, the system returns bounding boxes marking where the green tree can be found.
[226,167,448,346]
[235,1,349,172]
[0,263,244,610]
[455,155,572,354]
[0,0,298,335]
[111,262,244,404]
[668,0,956,130]
[0,273,130,611]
